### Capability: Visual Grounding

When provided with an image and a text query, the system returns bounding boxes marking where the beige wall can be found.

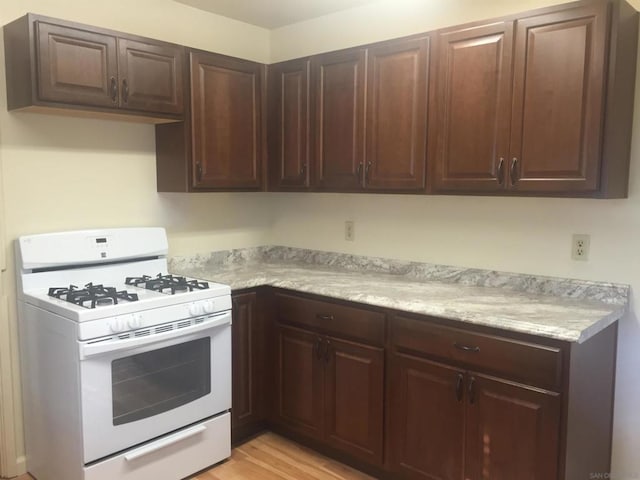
[1,0,640,477]
[268,0,640,478]
[0,1,273,476]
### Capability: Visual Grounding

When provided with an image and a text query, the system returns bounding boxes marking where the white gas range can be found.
[16,228,232,480]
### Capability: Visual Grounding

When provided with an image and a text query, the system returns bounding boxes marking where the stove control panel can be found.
[83,296,232,339]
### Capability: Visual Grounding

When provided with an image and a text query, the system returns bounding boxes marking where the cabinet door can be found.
[509,3,609,193]
[118,38,184,115]
[324,337,384,465]
[366,37,430,191]
[231,292,263,440]
[36,21,118,107]
[465,374,561,480]
[313,49,366,190]
[268,59,311,190]
[387,353,465,480]
[275,325,324,440]
[432,22,514,192]
[190,51,262,189]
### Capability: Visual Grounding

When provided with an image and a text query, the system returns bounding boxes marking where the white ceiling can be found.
[173,0,381,29]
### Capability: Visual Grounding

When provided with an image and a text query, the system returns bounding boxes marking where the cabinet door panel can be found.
[465,374,561,480]
[36,21,118,107]
[231,292,262,438]
[366,37,430,191]
[118,38,184,115]
[269,59,311,189]
[388,353,465,480]
[325,337,384,465]
[313,49,366,190]
[509,4,608,193]
[275,325,324,440]
[432,22,513,192]
[191,51,262,189]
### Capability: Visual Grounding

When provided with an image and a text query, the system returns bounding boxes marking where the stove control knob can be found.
[110,318,126,333]
[203,301,215,314]
[128,314,141,330]
[189,303,204,317]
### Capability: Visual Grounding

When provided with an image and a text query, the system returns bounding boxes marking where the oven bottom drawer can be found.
[84,413,230,480]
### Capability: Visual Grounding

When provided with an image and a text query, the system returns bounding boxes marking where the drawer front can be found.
[392,315,562,390]
[274,292,385,346]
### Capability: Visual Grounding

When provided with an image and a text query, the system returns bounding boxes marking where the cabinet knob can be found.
[316,313,334,321]
[356,162,363,179]
[196,162,203,182]
[365,161,372,180]
[510,157,519,185]
[300,163,307,177]
[110,77,118,103]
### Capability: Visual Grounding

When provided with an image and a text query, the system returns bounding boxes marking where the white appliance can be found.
[15,228,232,480]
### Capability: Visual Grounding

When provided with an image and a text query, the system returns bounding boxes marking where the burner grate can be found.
[48,283,139,309]
[125,274,209,295]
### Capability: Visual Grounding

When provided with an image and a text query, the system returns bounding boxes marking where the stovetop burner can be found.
[125,274,209,295]
[48,283,139,309]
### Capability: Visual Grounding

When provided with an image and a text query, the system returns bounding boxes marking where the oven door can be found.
[78,311,231,464]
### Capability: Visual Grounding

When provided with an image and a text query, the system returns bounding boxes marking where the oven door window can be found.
[111,338,211,426]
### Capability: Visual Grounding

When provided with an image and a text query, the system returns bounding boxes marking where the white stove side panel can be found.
[18,302,84,480]
[17,227,168,271]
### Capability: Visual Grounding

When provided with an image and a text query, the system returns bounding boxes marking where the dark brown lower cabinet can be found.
[465,373,561,480]
[232,289,616,480]
[388,353,561,480]
[275,324,324,439]
[325,337,384,465]
[274,323,385,466]
[231,291,265,443]
[387,353,465,480]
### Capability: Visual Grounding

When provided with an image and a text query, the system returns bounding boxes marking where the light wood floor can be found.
[193,433,373,480]
[15,432,373,480]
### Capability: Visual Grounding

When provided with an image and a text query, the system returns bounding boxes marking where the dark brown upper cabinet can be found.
[509,3,608,194]
[432,0,638,197]
[365,37,430,191]
[268,58,311,190]
[432,22,514,193]
[156,50,264,192]
[312,48,367,191]
[3,14,184,122]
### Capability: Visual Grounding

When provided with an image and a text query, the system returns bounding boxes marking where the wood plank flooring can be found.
[193,433,373,480]
[15,432,373,480]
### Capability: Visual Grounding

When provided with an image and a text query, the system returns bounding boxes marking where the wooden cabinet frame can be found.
[232,287,618,480]
[4,13,184,122]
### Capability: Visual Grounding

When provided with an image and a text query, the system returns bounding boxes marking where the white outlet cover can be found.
[571,234,590,261]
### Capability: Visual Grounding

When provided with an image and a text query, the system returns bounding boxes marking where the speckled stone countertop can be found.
[169,246,630,344]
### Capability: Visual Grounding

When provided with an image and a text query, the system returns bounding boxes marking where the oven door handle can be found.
[79,312,230,359]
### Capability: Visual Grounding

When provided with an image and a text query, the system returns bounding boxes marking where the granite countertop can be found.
[169,246,630,344]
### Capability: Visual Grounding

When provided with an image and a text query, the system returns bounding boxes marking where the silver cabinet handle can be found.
[510,157,519,185]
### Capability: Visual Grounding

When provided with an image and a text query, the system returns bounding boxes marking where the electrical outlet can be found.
[345,221,355,241]
[571,234,590,261]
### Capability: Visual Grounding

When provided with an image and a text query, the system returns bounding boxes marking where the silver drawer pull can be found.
[124,424,206,461]
[454,342,480,353]
[316,314,334,321]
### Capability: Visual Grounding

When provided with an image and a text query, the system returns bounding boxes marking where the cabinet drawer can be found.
[274,292,385,346]
[392,315,562,389]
